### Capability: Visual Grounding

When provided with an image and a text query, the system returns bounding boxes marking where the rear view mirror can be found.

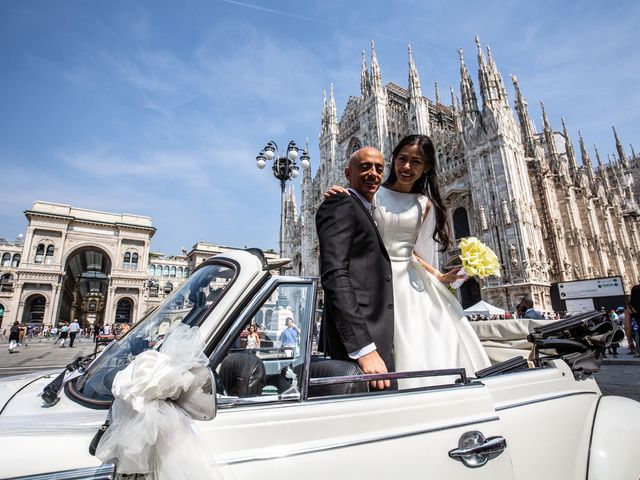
[173,366,217,421]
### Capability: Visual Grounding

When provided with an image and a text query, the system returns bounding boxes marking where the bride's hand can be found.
[437,268,466,285]
[323,185,349,198]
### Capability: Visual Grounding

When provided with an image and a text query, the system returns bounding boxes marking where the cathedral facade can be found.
[283,38,640,312]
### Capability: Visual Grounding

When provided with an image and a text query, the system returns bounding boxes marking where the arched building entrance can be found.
[59,247,112,328]
[22,294,46,323]
[115,298,133,324]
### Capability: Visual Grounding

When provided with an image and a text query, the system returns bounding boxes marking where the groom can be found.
[316,147,394,390]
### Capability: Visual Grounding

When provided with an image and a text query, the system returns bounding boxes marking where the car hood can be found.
[0,371,107,477]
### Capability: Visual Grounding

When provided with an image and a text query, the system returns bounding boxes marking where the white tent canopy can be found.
[464,300,505,315]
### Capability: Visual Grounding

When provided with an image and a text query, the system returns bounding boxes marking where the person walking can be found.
[68,319,80,347]
[58,323,69,348]
[8,321,20,353]
[625,285,640,355]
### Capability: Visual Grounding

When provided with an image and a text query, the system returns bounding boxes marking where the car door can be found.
[198,277,516,479]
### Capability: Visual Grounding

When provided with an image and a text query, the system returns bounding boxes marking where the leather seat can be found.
[307,358,369,397]
[219,352,266,397]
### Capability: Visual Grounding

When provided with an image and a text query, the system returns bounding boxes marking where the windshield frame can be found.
[65,257,241,409]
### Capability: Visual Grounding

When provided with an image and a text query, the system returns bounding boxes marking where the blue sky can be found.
[1,1,638,255]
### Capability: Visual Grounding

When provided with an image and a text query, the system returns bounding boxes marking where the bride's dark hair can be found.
[383,134,451,249]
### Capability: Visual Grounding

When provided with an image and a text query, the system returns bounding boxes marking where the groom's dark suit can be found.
[316,192,395,372]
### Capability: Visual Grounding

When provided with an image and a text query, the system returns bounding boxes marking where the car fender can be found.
[588,395,640,480]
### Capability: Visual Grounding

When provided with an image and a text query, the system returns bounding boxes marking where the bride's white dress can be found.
[374,187,490,388]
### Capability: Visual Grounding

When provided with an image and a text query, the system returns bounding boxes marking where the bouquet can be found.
[449,237,501,290]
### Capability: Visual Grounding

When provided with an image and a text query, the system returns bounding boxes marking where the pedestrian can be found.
[93,323,100,342]
[606,309,620,357]
[68,318,80,347]
[58,323,69,348]
[625,285,640,355]
[8,321,20,353]
[18,324,26,345]
[103,323,111,336]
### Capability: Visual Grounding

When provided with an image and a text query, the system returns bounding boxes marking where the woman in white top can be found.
[246,324,260,350]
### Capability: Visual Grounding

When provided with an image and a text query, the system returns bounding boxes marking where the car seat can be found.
[218,351,266,397]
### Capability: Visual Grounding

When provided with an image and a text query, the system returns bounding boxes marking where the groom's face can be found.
[345,147,385,202]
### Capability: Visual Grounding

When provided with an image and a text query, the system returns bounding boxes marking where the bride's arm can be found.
[413,252,466,284]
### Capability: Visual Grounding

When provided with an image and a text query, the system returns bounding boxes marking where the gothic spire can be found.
[540,101,558,157]
[450,85,456,110]
[612,126,629,168]
[594,145,610,190]
[475,36,490,108]
[321,89,328,133]
[458,48,479,114]
[562,118,579,177]
[407,44,422,98]
[360,50,370,96]
[631,144,637,161]
[512,75,536,157]
[434,81,440,104]
[578,131,595,182]
[370,40,383,93]
[328,83,337,126]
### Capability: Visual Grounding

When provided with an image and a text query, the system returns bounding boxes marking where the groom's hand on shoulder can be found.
[357,350,390,390]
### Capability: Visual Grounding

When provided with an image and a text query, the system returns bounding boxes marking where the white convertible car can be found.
[0,249,638,479]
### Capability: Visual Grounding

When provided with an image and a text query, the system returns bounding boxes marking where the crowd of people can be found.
[4,320,131,352]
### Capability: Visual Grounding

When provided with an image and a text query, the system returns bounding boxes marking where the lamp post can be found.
[256,140,311,266]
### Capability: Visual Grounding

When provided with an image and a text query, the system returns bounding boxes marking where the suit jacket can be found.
[315,193,395,372]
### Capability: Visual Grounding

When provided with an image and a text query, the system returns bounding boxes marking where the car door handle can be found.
[449,431,507,468]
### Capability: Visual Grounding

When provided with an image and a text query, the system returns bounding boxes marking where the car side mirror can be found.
[173,366,217,421]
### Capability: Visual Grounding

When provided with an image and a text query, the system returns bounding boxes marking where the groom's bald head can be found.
[345,147,385,202]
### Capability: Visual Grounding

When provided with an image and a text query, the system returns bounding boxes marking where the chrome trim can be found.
[5,464,115,480]
[215,380,487,412]
[300,278,319,400]
[309,368,468,386]
[224,416,500,465]
[495,390,598,411]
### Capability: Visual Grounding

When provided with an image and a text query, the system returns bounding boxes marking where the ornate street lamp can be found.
[256,140,311,264]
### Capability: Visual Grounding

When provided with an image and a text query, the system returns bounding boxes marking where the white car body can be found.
[0,249,638,480]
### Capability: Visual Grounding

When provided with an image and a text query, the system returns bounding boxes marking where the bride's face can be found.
[393,143,427,191]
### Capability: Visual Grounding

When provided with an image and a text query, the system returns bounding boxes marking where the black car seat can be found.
[307,358,369,397]
[219,351,267,397]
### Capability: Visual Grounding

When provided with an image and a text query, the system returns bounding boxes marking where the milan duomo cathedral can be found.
[282,38,640,312]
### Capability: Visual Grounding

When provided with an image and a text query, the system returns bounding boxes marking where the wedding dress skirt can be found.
[374,188,491,389]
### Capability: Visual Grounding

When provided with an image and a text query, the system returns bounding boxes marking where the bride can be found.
[328,134,490,388]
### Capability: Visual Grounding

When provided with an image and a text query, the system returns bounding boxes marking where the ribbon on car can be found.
[95,323,225,480]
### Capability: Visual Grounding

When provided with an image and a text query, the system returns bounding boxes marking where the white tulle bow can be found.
[95,323,223,480]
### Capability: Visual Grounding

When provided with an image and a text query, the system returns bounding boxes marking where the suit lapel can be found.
[348,194,390,260]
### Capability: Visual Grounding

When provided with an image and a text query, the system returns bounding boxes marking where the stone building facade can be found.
[283,38,640,312]
[0,201,281,329]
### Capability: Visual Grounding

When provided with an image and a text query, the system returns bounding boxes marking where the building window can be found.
[148,264,155,276]
[177,267,183,277]
[163,266,170,277]
[453,207,471,239]
[123,251,139,271]
[35,244,45,263]
[170,266,176,277]
[11,254,20,268]
[164,282,173,294]
[184,267,190,278]
[0,274,13,293]
[45,245,55,264]
[1,253,10,267]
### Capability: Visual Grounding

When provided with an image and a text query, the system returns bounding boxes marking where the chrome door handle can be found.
[449,431,507,468]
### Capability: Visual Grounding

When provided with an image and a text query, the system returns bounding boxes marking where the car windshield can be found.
[71,262,236,403]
